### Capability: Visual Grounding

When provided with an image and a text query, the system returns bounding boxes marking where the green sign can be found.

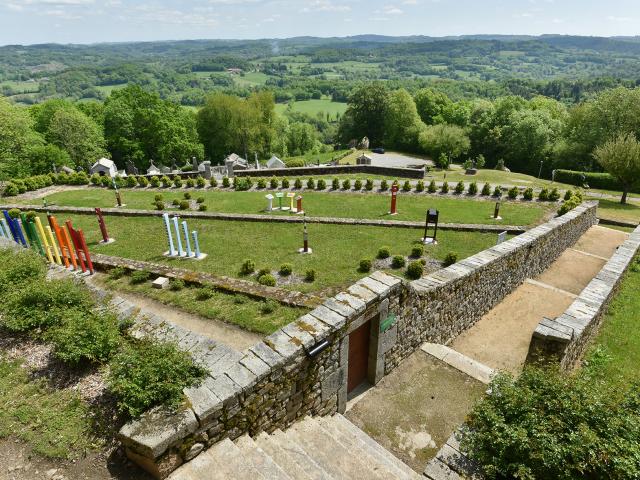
[380,313,396,333]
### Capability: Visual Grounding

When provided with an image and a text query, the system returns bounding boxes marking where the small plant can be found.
[354,179,363,191]
[173,176,182,188]
[538,188,549,201]
[196,196,205,203]
[130,270,151,284]
[428,180,437,193]
[196,176,206,188]
[260,299,278,315]
[406,261,424,280]
[523,187,534,200]
[468,182,478,195]
[493,186,503,197]
[209,177,218,188]
[564,189,573,201]
[179,200,189,210]
[155,201,165,210]
[126,175,137,188]
[198,204,207,211]
[258,273,277,287]
[294,178,303,189]
[441,181,449,194]
[549,188,561,201]
[195,286,215,300]
[172,198,180,206]
[377,246,391,259]
[317,179,327,190]
[508,186,519,199]
[2,182,18,196]
[108,266,127,280]
[365,179,374,191]
[257,178,267,189]
[332,178,340,190]
[257,268,270,278]
[402,180,411,192]
[154,193,163,202]
[222,176,230,188]
[411,245,424,258]
[443,252,458,267]
[342,179,351,190]
[281,178,290,189]
[184,191,191,200]
[415,180,425,192]
[391,255,406,269]
[359,258,372,273]
[279,263,293,276]
[270,177,278,189]
[161,175,171,188]
[101,175,111,188]
[150,176,160,188]
[240,259,255,275]
[8,208,21,219]
[305,269,316,282]
[455,181,465,194]
[186,178,195,188]
[169,279,184,291]
[90,173,101,185]
[307,178,315,189]
[380,179,389,191]
[234,178,252,191]
[481,183,491,196]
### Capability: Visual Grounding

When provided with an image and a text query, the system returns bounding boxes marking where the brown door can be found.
[347,321,371,393]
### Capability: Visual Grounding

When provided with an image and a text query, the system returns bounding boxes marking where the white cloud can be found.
[301,0,351,13]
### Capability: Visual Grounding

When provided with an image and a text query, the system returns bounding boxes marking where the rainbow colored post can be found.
[34,216,54,264]
[66,220,93,274]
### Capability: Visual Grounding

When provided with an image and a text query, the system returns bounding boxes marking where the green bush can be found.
[493,186,503,197]
[179,200,189,210]
[354,179,363,191]
[270,177,278,189]
[154,200,165,210]
[0,248,46,291]
[195,286,214,300]
[564,189,573,201]
[391,255,406,269]
[260,300,278,315]
[234,178,252,191]
[169,279,184,291]
[306,178,315,189]
[196,196,205,203]
[443,252,458,267]
[279,263,293,276]
[461,367,640,480]
[538,187,549,201]
[342,179,351,190]
[108,266,127,280]
[222,176,230,188]
[257,268,270,278]
[481,183,491,196]
[305,269,316,282]
[508,186,519,199]
[258,273,277,287]
[294,178,303,189]
[402,180,411,192]
[377,246,391,259]
[365,179,374,191]
[172,198,180,206]
[130,270,151,285]
[184,192,191,200]
[415,180,425,192]
[281,178,290,189]
[380,180,389,192]
[240,259,255,275]
[428,180,437,193]
[257,178,267,189]
[138,176,149,187]
[90,173,101,186]
[468,182,478,195]
[100,175,111,188]
[441,181,449,194]
[150,176,160,188]
[198,204,207,211]
[2,182,19,197]
[48,311,121,365]
[108,339,206,417]
[549,187,561,201]
[160,176,171,188]
[154,194,163,202]
[411,245,424,258]
[317,179,327,190]
[406,261,424,280]
[553,169,635,191]
[186,178,195,188]
[523,187,534,200]
[173,176,182,188]
[558,194,582,216]
[209,177,218,188]
[359,259,372,273]
[8,208,21,219]
[126,176,137,188]
[196,176,206,188]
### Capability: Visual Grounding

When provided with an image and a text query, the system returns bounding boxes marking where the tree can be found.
[384,89,425,152]
[414,88,452,125]
[286,122,317,156]
[28,144,70,175]
[593,133,640,204]
[419,124,470,166]
[0,96,43,179]
[340,82,389,145]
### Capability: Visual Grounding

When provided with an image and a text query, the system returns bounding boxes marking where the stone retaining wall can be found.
[527,223,640,370]
[235,164,426,179]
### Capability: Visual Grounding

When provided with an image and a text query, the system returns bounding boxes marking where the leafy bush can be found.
[48,311,121,365]
[173,176,182,188]
[564,189,573,201]
[342,179,351,190]
[365,179,374,191]
[415,180,425,192]
[359,259,372,273]
[2,182,18,197]
[0,248,46,291]
[195,286,214,300]
[169,279,184,291]
[481,183,491,196]
[443,252,458,266]
[100,175,111,188]
[411,245,424,258]
[558,194,582,216]
[126,176,137,188]
[294,178,303,189]
[255,178,265,189]
[222,176,230,188]
[523,187,534,200]
[138,176,149,187]
[160,176,171,188]
[281,178,290,189]
[183,192,192,200]
[279,263,293,276]
[428,180,437,193]
[172,198,180,206]
[258,273,277,287]
[406,261,424,280]
[108,266,127,280]
[198,204,207,211]
[354,179,363,191]
[317,179,327,190]
[553,169,632,191]
[538,187,549,201]
[130,270,151,285]
[508,186,519,199]
[240,259,255,275]
[380,179,389,191]
[305,269,316,282]
[186,178,195,188]
[196,196,205,203]
[234,177,252,191]
[179,200,189,210]
[468,182,478,195]
[154,194,163,202]
[402,180,411,192]
[306,178,315,189]
[493,186,503,197]
[196,176,206,188]
[270,177,278,189]
[256,268,270,278]
[377,246,391,259]
[90,173,101,186]
[260,300,278,315]
[209,177,218,188]
[549,187,561,201]
[150,176,160,188]
[8,208,20,219]
[441,181,449,194]
[391,255,406,269]
[108,339,206,417]
[461,367,640,480]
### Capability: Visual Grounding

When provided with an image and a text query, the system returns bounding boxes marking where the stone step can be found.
[317,416,409,480]
[255,432,316,480]
[331,414,419,479]
[291,417,387,480]
[208,437,267,479]
[270,428,335,480]
[235,435,293,480]
[167,448,228,480]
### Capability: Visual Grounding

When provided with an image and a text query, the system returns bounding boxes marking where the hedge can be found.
[554,169,637,193]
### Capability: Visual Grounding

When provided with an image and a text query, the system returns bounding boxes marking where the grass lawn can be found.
[275,99,347,117]
[587,256,640,389]
[44,213,505,294]
[104,275,306,335]
[0,357,95,458]
[284,148,351,165]
[589,198,640,225]
[28,189,550,226]
[233,72,270,87]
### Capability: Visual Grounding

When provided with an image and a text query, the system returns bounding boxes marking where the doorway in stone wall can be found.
[347,319,371,394]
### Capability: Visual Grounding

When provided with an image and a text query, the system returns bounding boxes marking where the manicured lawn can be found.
[589,198,640,225]
[0,357,95,458]
[27,189,550,226]
[104,275,306,335]
[587,256,640,389]
[275,99,347,117]
[44,213,505,294]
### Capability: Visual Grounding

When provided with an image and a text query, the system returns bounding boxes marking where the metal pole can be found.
[163,213,176,256]
[172,216,184,256]
[182,221,192,257]
[423,211,429,242]
[303,214,309,253]
[538,160,544,179]
[192,231,201,259]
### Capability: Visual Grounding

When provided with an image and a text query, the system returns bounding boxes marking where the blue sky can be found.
[0,0,639,46]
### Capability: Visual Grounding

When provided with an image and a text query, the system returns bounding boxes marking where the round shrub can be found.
[523,188,534,200]
[209,177,218,188]
[455,181,465,194]
[130,270,151,284]
[305,269,316,282]
[138,176,149,187]
[359,259,372,273]
[8,208,21,219]
[172,198,180,206]
[428,180,437,193]
[196,176,206,188]
[184,192,192,200]
[564,189,573,201]
[270,177,278,189]
[169,279,184,291]
[391,255,406,269]
[222,176,231,188]
[257,268,270,278]
[294,178,303,189]
[443,252,458,267]
[493,186,503,197]
[342,179,351,190]
[402,180,411,192]
[307,178,315,189]
[173,176,183,188]
[332,178,340,190]
[2,182,18,197]
[365,179,374,191]
[179,200,189,210]
[441,181,449,194]
[260,299,278,315]
[354,179,363,191]
[406,261,424,280]
[90,173,101,186]
[468,182,478,195]
[538,188,550,201]
[411,245,424,258]
[481,183,491,196]
[240,259,256,275]
[161,176,171,188]
[415,180,425,192]
[195,286,215,300]
[380,180,389,192]
[508,186,519,199]
[279,263,293,276]
[377,246,391,259]
[150,176,160,188]
[549,188,561,201]
[154,193,163,202]
[317,179,327,190]
[196,196,205,203]
[100,175,111,188]
[186,178,195,188]
[198,204,207,211]
[257,178,267,189]
[126,176,137,188]
[155,201,165,211]
[258,273,277,287]
[281,178,290,189]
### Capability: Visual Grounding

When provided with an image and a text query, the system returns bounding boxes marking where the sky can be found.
[0,0,639,46]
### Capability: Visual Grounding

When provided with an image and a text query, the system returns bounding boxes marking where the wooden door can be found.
[348,321,371,393]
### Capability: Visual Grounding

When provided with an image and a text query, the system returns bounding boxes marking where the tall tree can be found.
[414,88,452,125]
[384,89,425,152]
[419,124,470,166]
[0,96,43,179]
[340,82,389,146]
[593,133,640,204]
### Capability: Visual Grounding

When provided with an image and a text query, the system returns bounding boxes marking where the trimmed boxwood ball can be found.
[380,180,389,191]
[317,179,327,190]
[209,177,218,188]
[173,176,182,188]
[391,255,406,269]
[155,201,165,211]
[564,189,573,201]
[279,263,293,276]
[281,178,290,188]
[138,177,149,188]
[258,273,277,287]
[161,176,171,188]
[443,252,458,267]
[179,200,189,210]
[406,261,424,280]
[402,180,411,192]
[377,246,391,259]
[359,259,372,273]
[183,192,191,200]
[481,183,491,196]
[198,204,207,211]
[240,259,255,275]
[523,187,534,200]
[196,176,206,188]
[257,178,267,189]
[154,194,163,202]
[538,188,549,201]
[428,180,437,193]
[411,245,424,258]
[270,177,278,189]
[186,178,195,188]
[222,176,231,188]
[508,186,519,199]
[172,198,180,206]
[196,196,205,203]
[493,186,503,197]
[305,269,316,282]
[150,176,160,187]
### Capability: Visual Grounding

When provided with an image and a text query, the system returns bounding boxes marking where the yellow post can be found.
[34,217,54,264]
[287,192,295,211]
[46,225,62,264]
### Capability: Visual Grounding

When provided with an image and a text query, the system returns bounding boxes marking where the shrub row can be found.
[240,258,316,283]
[554,169,638,192]
[3,172,89,196]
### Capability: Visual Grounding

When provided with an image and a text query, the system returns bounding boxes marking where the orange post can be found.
[48,216,70,268]
[65,221,86,273]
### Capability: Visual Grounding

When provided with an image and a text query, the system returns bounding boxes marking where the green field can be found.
[0,80,40,94]
[45,213,506,294]
[275,98,347,117]
[587,198,640,225]
[26,188,550,226]
[95,84,127,95]
[233,72,270,87]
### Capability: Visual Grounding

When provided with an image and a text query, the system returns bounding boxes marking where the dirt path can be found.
[9,185,87,203]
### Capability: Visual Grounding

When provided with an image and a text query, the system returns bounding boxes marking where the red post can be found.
[66,220,86,273]
[95,208,110,243]
[77,228,94,274]
[296,196,303,214]
[390,183,399,215]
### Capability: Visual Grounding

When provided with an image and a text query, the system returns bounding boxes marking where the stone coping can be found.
[235,164,426,179]
[1,204,529,234]
[528,222,640,369]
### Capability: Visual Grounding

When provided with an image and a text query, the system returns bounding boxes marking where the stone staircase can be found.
[169,414,420,480]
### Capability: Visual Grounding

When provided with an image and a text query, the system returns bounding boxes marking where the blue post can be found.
[163,213,176,256]
[15,219,28,247]
[182,221,192,257]
[172,216,184,256]
[192,231,201,259]
[2,211,17,242]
